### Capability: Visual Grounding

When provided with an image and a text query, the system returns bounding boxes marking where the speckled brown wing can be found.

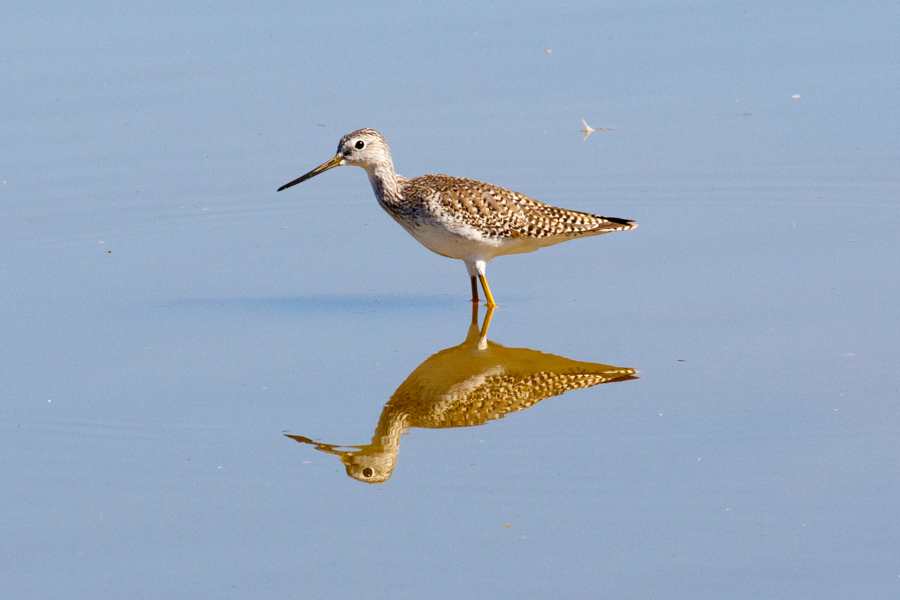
[402,369,638,428]
[407,174,635,239]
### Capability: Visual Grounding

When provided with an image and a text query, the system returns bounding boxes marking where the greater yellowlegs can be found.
[278,128,636,305]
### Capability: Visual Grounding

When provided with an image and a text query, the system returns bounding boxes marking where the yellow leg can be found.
[477,272,497,307]
[479,304,495,337]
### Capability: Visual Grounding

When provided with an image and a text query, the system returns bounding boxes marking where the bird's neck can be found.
[365,162,404,207]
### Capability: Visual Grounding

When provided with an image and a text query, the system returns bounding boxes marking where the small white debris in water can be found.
[581,119,596,140]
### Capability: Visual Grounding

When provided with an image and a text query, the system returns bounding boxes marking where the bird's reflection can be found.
[287,305,638,483]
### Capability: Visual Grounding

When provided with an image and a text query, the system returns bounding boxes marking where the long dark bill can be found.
[277,154,343,191]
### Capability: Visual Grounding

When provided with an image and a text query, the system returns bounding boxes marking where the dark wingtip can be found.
[604,216,637,229]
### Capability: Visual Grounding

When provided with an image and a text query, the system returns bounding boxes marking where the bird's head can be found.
[277,128,392,191]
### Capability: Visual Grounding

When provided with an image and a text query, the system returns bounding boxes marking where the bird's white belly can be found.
[392,213,544,263]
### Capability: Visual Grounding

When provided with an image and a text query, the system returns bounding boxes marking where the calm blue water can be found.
[3,1,898,598]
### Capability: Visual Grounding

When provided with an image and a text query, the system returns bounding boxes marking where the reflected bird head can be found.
[285,434,397,484]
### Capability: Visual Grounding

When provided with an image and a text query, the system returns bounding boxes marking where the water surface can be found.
[3,1,898,598]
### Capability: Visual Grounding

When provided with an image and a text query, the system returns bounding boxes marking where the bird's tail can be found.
[599,216,637,231]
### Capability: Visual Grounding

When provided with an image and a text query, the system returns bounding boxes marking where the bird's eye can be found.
[355,140,365,150]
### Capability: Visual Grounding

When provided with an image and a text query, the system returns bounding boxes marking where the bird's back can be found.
[400,174,634,240]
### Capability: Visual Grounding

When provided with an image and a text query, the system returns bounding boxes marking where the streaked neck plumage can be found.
[365,160,406,209]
